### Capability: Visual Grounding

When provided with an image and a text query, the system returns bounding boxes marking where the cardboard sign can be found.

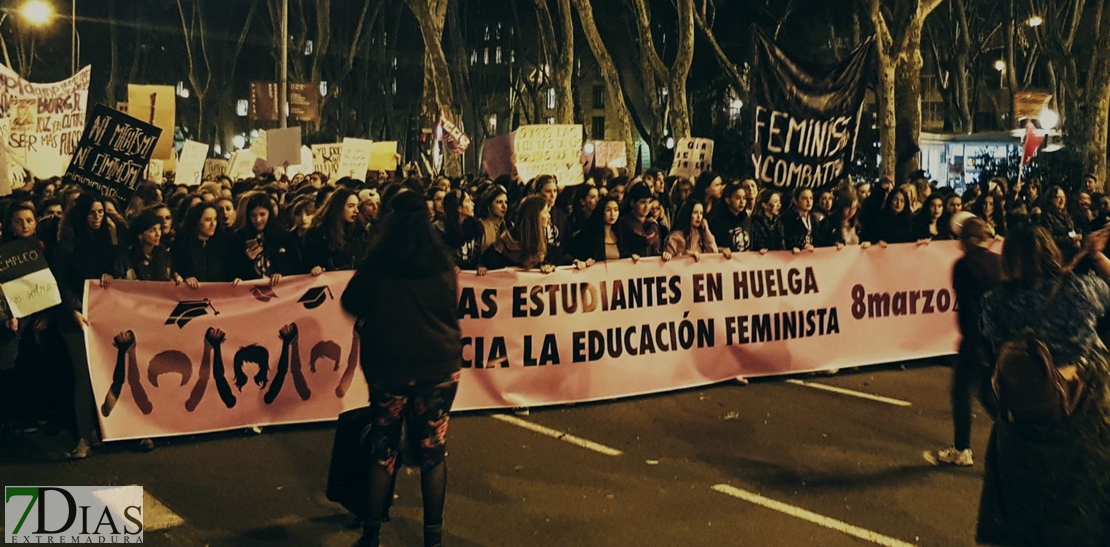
[284,146,316,178]
[0,65,91,180]
[63,104,162,203]
[367,141,399,172]
[480,134,515,179]
[266,126,302,166]
[311,143,342,180]
[127,85,176,170]
[514,125,583,186]
[146,159,164,184]
[0,238,62,319]
[202,158,229,181]
[176,140,209,186]
[440,113,471,154]
[669,137,714,178]
[337,138,373,180]
[228,150,257,181]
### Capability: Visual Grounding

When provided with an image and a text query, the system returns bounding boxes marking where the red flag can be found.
[1022,120,1044,165]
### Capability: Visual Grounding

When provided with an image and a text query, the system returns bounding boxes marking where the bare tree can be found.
[628,0,695,138]
[924,0,1002,133]
[405,0,460,174]
[571,0,634,157]
[864,0,945,180]
[532,0,575,125]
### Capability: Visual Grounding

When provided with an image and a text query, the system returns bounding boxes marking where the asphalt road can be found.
[1,359,991,547]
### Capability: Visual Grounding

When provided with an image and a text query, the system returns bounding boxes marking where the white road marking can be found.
[142,488,185,531]
[785,379,913,407]
[492,414,623,456]
[711,484,916,547]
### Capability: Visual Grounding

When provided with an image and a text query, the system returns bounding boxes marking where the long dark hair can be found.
[312,187,360,251]
[59,193,117,248]
[478,185,508,221]
[1001,224,1063,284]
[178,202,225,242]
[672,200,709,242]
[362,190,454,277]
[442,188,472,243]
[584,196,621,234]
[514,196,548,264]
[238,192,277,236]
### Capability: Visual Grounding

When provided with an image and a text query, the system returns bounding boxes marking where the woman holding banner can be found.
[436,189,486,273]
[477,185,510,255]
[341,190,462,547]
[750,189,785,253]
[234,192,300,284]
[53,193,119,459]
[663,201,729,261]
[570,196,627,263]
[173,203,249,288]
[483,196,554,273]
[783,188,820,252]
[816,189,868,248]
[304,188,372,275]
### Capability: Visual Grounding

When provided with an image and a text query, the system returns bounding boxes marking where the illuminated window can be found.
[546,88,556,110]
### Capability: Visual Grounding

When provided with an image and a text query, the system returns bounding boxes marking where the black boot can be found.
[424,524,443,547]
[353,519,380,547]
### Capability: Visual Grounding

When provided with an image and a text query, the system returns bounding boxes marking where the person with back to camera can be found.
[341,191,462,547]
[926,217,1001,467]
[975,224,1110,546]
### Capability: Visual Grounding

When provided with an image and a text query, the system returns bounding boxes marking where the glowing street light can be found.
[19,0,53,26]
[1039,108,1059,131]
[993,59,1006,72]
[1026,15,1044,27]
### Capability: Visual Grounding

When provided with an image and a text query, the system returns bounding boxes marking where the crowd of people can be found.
[0,163,1107,546]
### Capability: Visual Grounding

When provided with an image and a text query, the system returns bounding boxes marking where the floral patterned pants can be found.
[365,371,460,474]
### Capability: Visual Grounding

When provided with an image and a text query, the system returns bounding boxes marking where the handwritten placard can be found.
[176,140,209,186]
[337,138,373,180]
[514,125,583,186]
[311,143,342,180]
[0,64,91,180]
[62,104,162,203]
[669,137,714,178]
[202,158,229,181]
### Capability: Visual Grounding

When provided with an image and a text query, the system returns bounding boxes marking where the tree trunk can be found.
[668,0,695,138]
[1081,7,1110,188]
[895,22,924,181]
[404,0,460,175]
[877,56,897,180]
[572,0,634,159]
[554,0,575,125]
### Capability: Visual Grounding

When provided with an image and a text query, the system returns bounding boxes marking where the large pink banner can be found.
[85,243,963,440]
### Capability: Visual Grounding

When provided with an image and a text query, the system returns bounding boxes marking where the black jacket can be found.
[709,208,752,252]
[173,235,250,282]
[750,214,785,251]
[952,246,1002,345]
[302,223,371,272]
[341,266,462,384]
[782,211,820,249]
[234,227,303,277]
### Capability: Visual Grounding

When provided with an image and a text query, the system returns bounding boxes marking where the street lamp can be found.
[1039,108,1059,131]
[19,1,53,26]
[1026,15,1044,27]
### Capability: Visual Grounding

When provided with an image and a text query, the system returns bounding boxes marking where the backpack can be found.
[991,328,1086,425]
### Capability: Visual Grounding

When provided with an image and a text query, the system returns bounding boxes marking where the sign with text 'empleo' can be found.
[0,238,60,319]
[4,485,143,543]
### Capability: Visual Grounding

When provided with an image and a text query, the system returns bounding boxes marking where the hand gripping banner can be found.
[85,243,963,441]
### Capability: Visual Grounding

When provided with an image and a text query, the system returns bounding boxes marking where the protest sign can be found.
[583,141,628,173]
[85,242,963,440]
[367,141,399,172]
[249,130,268,160]
[669,138,714,178]
[175,140,209,186]
[514,124,583,186]
[480,134,514,179]
[284,146,316,178]
[0,64,91,180]
[228,150,257,180]
[266,126,302,166]
[751,28,875,189]
[146,159,164,184]
[337,138,373,180]
[202,158,229,181]
[127,85,176,170]
[439,113,471,155]
[311,143,342,180]
[63,104,162,203]
[0,238,61,319]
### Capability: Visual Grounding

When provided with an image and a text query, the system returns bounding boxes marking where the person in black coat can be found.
[929,217,1001,467]
[110,209,175,282]
[436,189,485,272]
[341,191,462,547]
[750,189,785,252]
[782,187,820,251]
[234,192,301,284]
[709,182,753,253]
[173,202,250,287]
[304,188,372,275]
[51,193,119,459]
[570,196,629,262]
[875,188,915,244]
[533,175,573,265]
[912,194,950,241]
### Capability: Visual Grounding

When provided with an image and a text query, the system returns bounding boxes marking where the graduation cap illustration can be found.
[251,286,279,302]
[164,299,220,329]
[298,286,333,310]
